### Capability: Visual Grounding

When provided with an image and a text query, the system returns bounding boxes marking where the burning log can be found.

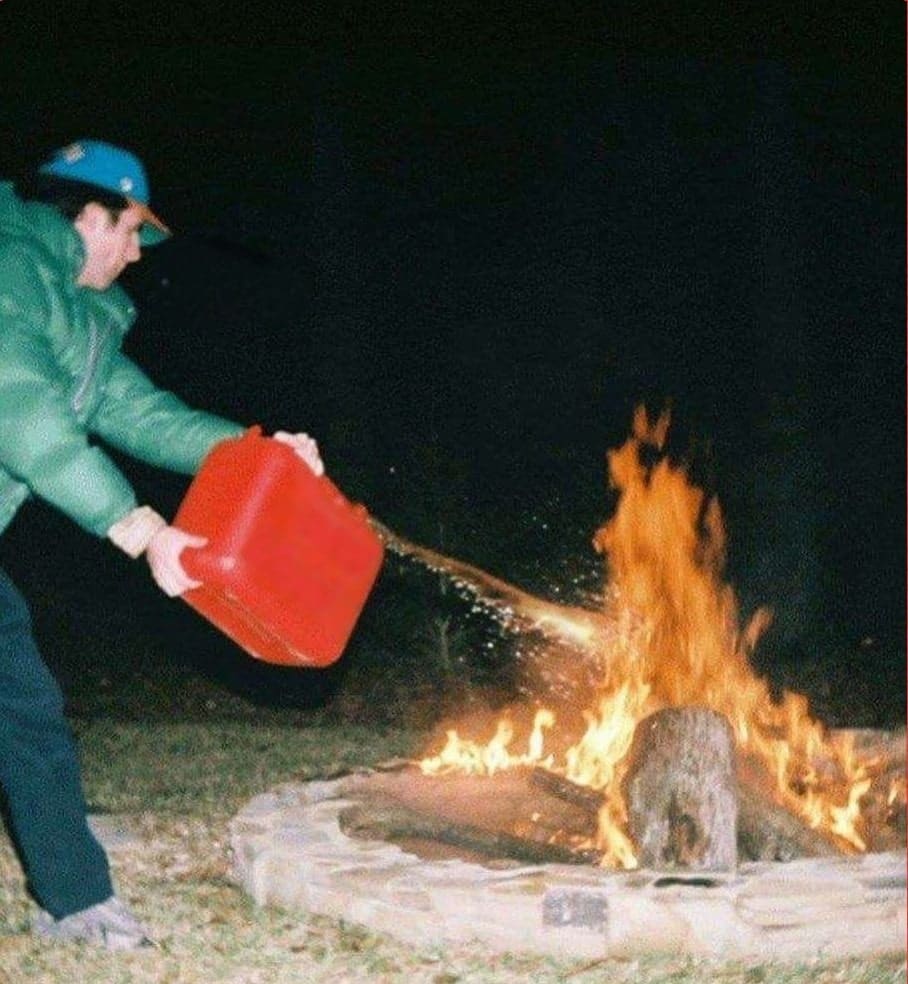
[530,767,606,815]
[340,802,599,867]
[532,751,845,865]
[622,707,739,871]
[736,756,842,861]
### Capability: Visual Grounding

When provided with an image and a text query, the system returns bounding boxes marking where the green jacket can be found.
[0,182,244,537]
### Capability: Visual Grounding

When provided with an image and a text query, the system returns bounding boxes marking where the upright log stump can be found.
[622,707,738,870]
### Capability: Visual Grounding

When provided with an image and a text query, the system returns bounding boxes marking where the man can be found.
[0,139,323,949]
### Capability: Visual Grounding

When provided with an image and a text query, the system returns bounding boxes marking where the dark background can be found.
[0,5,904,723]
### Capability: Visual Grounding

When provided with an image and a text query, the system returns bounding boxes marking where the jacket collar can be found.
[0,182,136,334]
[0,182,86,282]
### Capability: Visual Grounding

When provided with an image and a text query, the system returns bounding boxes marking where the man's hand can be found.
[108,507,206,597]
[273,431,325,476]
[145,526,207,597]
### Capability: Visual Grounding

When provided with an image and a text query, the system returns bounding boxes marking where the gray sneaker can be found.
[33,895,155,950]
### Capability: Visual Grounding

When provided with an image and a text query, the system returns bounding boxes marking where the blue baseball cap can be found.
[39,140,171,246]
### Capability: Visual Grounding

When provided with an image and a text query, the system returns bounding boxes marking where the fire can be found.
[421,708,556,776]
[420,407,887,866]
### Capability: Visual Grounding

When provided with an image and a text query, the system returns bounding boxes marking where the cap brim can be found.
[130,199,171,247]
[139,223,170,247]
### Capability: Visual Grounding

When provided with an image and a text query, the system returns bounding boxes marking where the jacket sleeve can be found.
[89,352,245,475]
[0,302,138,536]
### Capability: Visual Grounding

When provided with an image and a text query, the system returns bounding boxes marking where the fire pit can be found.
[229,729,905,960]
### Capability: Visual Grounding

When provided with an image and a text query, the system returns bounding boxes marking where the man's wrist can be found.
[107,506,167,558]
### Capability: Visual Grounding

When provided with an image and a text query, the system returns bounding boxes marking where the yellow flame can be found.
[419,407,880,863]
[420,708,556,777]
[830,778,872,850]
[528,708,555,761]
[564,682,649,792]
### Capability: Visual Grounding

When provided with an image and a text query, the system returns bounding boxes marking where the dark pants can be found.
[0,566,112,918]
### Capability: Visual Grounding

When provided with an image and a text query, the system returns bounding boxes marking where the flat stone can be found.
[543,888,609,929]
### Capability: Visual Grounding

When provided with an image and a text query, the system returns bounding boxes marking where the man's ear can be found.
[74,201,111,234]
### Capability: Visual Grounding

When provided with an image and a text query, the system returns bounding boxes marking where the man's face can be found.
[74,201,144,289]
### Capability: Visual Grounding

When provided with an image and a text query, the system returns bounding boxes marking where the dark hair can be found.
[14,173,129,223]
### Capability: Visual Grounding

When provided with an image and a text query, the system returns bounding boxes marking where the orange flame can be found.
[420,407,885,865]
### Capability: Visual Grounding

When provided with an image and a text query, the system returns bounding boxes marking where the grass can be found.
[71,718,420,819]
[0,715,904,983]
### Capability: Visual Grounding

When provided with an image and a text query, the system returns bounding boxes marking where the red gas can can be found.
[173,428,384,667]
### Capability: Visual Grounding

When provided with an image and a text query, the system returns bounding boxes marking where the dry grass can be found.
[0,719,904,983]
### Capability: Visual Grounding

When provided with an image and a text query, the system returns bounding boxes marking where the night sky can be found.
[1,7,904,709]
